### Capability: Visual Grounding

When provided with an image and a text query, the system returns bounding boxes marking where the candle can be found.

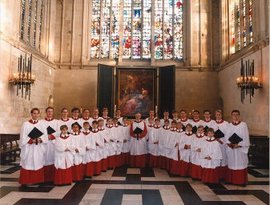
[252,60,254,76]
[241,58,243,76]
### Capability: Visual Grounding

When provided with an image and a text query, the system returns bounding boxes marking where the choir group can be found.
[19,107,250,187]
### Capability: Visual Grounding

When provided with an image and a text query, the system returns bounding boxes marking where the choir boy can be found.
[201,128,222,184]
[179,123,194,177]
[168,121,181,174]
[54,125,73,185]
[113,118,123,167]
[105,118,117,169]
[120,117,131,165]
[159,119,171,169]
[19,108,48,185]
[98,119,109,171]
[83,122,96,177]
[225,110,250,186]
[148,118,161,167]
[129,113,148,167]
[41,107,58,182]
[70,122,85,181]
[92,121,105,175]
[190,125,205,180]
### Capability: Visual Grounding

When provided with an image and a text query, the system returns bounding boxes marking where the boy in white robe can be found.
[160,110,172,126]
[83,122,96,177]
[105,118,117,169]
[190,125,205,180]
[179,124,194,177]
[92,121,104,175]
[225,110,250,186]
[113,118,123,167]
[54,125,73,185]
[145,110,156,125]
[148,118,161,167]
[120,118,130,165]
[41,106,58,183]
[158,119,171,169]
[19,108,48,185]
[98,119,109,171]
[115,109,124,125]
[70,122,85,181]
[201,128,222,184]
[89,108,101,125]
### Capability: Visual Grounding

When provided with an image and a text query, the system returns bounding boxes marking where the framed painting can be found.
[116,68,157,118]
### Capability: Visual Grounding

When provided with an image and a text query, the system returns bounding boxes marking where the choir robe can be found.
[200,138,222,183]
[214,120,229,180]
[57,118,72,133]
[84,131,97,177]
[190,119,204,130]
[120,125,131,165]
[160,118,172,126]
[40,118,58,182]
[167,129,182,174]
[145,118,156,125]
[158,126,171,169]
[225,121,250,185]
[92,129,105,175]
[104,126,117,169]
[98,128,109,171]
[190,134,205,180]
[178,132,194,176]
[113,125,124,167]
[70,133,86,181]
[180,118,191,127]
[54,134,73,185]
[202,120,217,131]
[148,125,161,167]
[89,117,102,126]
[129,120,148,168]
[79,118,92,129]
[19,120,48,185]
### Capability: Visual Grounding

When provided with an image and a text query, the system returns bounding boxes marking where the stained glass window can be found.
[20,0,45,50]
[90,0,184,60]
[229,0,253,54]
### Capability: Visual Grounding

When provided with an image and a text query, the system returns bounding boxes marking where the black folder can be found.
[47,126,56,135]
[28,127,43,139]
[215,129,224,139]
[228,133,243,144]
[133,127,143,134]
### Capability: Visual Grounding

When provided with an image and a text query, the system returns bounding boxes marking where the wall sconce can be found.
[236,59,262,103]
[9,54,35,100]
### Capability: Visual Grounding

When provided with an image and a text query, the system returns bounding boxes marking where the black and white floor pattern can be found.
[0,162,269,205]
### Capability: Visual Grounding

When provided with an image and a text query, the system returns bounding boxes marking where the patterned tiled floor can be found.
[0,162,269,205]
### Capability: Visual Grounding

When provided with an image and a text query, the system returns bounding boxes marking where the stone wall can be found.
[218,46,269,135]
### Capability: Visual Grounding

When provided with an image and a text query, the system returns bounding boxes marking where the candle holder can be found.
[9,54,35,100]
[236,59,262,103]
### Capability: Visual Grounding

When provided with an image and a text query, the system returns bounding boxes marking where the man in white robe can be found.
[40,107,58,182]
[19,108,48,185]
[225,110,250,185]
[129,113,148,167]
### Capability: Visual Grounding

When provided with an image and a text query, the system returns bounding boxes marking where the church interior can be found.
[0,0,269,204]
